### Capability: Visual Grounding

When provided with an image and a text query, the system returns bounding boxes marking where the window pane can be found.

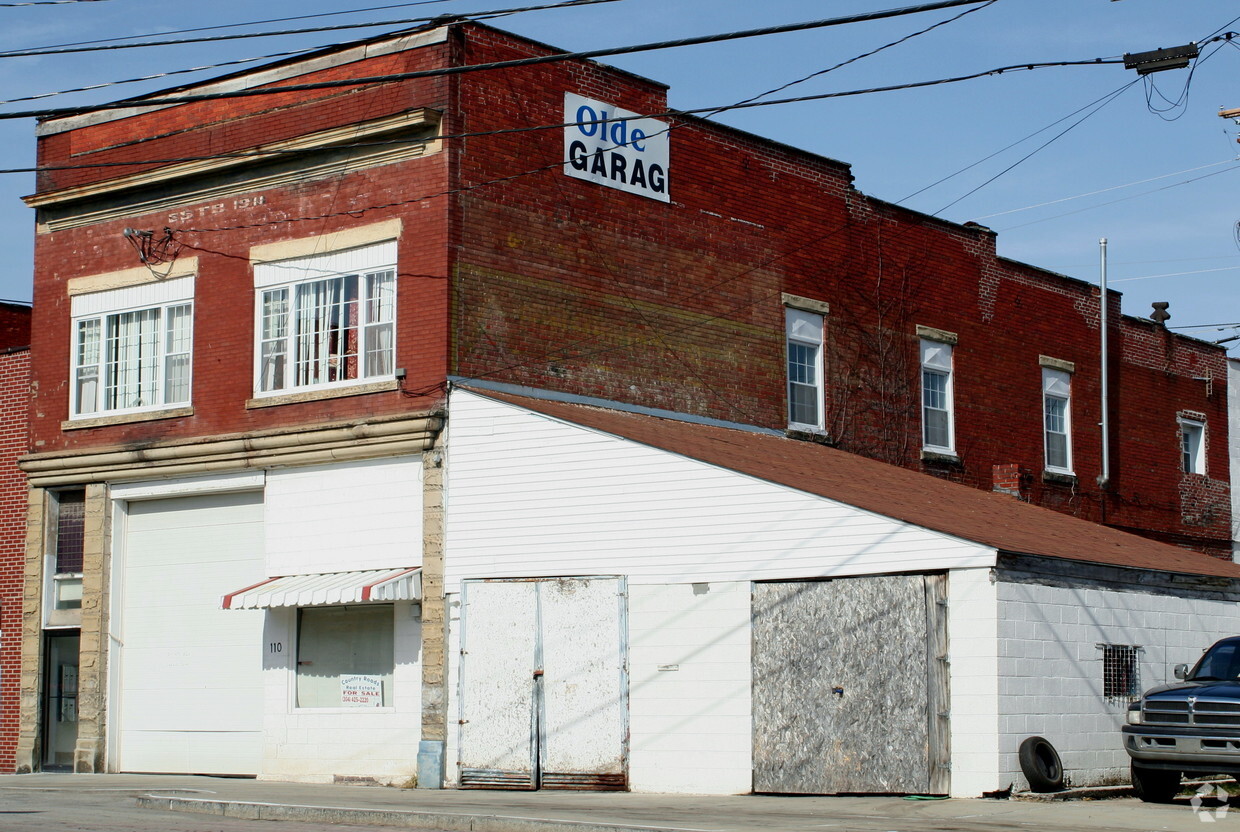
[54,490,85,575]
[922,369,951,449]
[296,605,394,708]
[74,320,101,415]
[924,407,949,449]
[1046,432,1068,470]
[105,308,160,410]
[294,276,359,386]
[787,340,820,426]
[1044,396,1069,470]
[163,304,192,404]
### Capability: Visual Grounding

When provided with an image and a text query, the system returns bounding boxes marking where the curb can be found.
[136,795,719,832]
[1012,785,1132,802]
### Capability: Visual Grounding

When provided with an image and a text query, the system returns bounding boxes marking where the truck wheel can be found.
[1130,763,1181,803]
[1018,736,1064,792]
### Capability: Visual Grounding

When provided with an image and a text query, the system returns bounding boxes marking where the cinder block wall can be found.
[996,580,1240,789]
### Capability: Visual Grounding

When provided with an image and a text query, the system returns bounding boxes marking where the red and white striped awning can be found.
[222,567,421,610]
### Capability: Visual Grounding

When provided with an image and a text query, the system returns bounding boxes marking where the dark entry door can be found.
[42,632,80,770]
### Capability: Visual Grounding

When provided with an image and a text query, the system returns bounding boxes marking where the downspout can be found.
[1098,238,1111,499]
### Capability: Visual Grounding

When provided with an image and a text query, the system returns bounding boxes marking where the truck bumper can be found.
[1123,724,1240,773]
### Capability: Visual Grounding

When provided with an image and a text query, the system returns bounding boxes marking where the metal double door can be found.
[458,577,628,790]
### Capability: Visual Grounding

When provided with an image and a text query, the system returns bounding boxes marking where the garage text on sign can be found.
[564,93,670,203]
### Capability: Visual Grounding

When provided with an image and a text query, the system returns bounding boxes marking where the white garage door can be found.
[117,491,265,774]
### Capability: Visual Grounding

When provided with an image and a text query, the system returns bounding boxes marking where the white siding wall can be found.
[947,568,1000,798]
[628,582,752,794]
[444,390,993,591]
[996,581,1240,789]
[265,457,422,576]
[258,604,422,783]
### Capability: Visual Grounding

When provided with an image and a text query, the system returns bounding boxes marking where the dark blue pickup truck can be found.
[1123,636,1240,801]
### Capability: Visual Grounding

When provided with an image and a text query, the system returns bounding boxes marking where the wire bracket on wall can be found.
[123,227,182,278]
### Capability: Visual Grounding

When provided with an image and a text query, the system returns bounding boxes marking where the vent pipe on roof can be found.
[1098,239,1111,491]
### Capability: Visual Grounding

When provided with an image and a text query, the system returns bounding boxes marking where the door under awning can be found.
[221,567,421,609]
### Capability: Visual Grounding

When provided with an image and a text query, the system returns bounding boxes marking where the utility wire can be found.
[15,0,460,52]
[0,56,1118,125]
[0,0,1001,119]
[0,0,620,58]
[0,0,106,5]
[972,157,1240,221]
[0,47,325,106]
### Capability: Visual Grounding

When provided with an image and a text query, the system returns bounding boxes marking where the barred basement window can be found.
[1101,644,1141,702]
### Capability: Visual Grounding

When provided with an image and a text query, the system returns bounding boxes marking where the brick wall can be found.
[446,24,1228,555]
[24,21,1229,556]
[0,347,30,772]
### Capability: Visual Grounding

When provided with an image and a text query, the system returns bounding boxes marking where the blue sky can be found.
[1,0,1238,347]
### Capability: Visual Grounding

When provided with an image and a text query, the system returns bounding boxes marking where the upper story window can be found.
[254,241,397,396]
[919,338,954,453]
[1180,417,1206,475]
[1042,368,1073,473]
[70,277,194,418]
[785,306,824,431]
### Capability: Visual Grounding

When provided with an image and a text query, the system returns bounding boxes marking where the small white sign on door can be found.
[340,674,383,707]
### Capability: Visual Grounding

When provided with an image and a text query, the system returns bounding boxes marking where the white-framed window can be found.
[70,277,194,417]
[920,338,954,453]
[1180,418,1206,475]
[786,307,824,431]
[254,241,397,396]
[1042,368,1072,473]
[295,604,394,709]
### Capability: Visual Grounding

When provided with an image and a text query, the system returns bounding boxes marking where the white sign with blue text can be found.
[564,92,670,203]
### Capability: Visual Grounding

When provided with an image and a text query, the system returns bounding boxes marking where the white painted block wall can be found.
[996,580,1240,790]
[947,568,1000,798]
[627,582,752,794]
[259,603,423,783]
[265,456,423,577]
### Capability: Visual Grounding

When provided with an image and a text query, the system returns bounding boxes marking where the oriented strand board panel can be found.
[752,576,933,794]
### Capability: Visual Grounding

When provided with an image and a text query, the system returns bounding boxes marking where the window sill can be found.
[920,449,960,465]
[1042,470,1077,485]
[246,379,399,409]
[785,427,833,445]
[62,406,194,431]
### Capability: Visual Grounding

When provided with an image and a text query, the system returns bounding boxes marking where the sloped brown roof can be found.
[471,388,1240,580]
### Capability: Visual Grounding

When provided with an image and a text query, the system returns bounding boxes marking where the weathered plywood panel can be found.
[753,576,932,794]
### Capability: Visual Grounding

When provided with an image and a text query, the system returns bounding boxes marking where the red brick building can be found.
[0,303,31,774]
[11,21,1229,779]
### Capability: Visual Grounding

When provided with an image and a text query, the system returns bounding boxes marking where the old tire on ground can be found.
[1018,736,1064,792]
[1130,763,1181,803]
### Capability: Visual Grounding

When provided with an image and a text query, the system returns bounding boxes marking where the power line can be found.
[0,0,1002,120]
[972,157,1240,221]
[0,0,107,5]
[0,0,620,59]
[0,46,325,106]
[13,0,460,53]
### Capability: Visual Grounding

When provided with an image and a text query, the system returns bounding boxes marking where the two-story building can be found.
[13,19,1239,793]
[0,301,32,774]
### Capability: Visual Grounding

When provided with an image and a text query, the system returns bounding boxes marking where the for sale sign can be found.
[340,674,383,707]
[564,92,670,203]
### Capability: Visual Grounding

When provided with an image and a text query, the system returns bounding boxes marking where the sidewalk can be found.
[0,772,1220,832]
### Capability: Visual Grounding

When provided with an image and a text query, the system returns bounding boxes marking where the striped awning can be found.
[222,567,421,610]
